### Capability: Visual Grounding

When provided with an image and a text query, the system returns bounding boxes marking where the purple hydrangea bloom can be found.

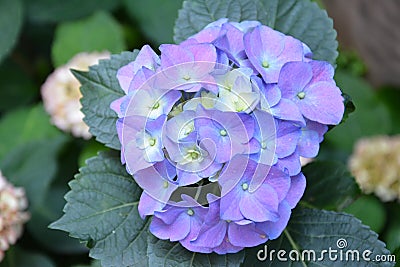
[156,43,218,93]
[297,119,328,158]
[244,25,304,83]
[190,194,265,254]
[116,45,160,94]
[218,156,290,222]
[150,195,208,242]
[110,18,344,254]
[279,61,344,125]
[120,115,166,174]
[164,135,222,186]
[195,106,255,163]
[251,110,301,166]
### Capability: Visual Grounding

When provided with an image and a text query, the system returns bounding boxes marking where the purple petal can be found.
[257,200,291,239]
[138,192,166,219]
[165,110,196,143]
[127,67,156,92]
[285,172,306,208]
[187,43,218,67]
[116,45,160,93]
[309,60,334,83]
[180,216,213,253]
[299,81,344,125]
[133,45,160,72]
[191,220,227,248]
[212,235,244,254]
[264,167,291,202]
[279,62,313,99]
[176,169,203,186]
[117,63,135,94]
[302,43,313,60]
[275,120,301,158]
[134,161,178,204]
[276,151,301,176]
[189,18,227,43]
[244,25,303,83]
[218,155,252,192]
[110,96,125,117]
[150,212,191,241]
[240,184,280,222]
[220,188,244,221]
[214,23,245,63]
[228,222,268,247]
[231,20,262,32]
[258,81,281,108]
[271,98,305,126]
[125,141,155,173]
[297,126,321,158]
[160,44,194,67]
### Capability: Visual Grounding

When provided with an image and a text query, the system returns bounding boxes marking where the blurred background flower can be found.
[41,52,110,139]
[349,135,400,202]
[0,171,29,262]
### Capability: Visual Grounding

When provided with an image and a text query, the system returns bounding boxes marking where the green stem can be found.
[284,229,307,267]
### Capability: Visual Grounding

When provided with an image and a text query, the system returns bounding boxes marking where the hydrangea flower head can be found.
[111,19,344,253]
[0,171,30,262]
[41,51,110,139]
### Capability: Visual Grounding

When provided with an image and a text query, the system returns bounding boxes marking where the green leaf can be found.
[243,208,394,266]
[325,72,391,152]
[0,105,60,160]
[384,205,400,252]
[344,195,386,234]
[174,0,275,43]
[124,0,183,45]
[302,161,360,211]
[24,0,120,23]
[0,136,67,209]
[272,0,338,65]
[50,151,149,267]
[0,247,55,267]
[0,0,23,64]
[28,186,88,254]
[148,234,245,267]
[174,0,338,65]
[394,248,400,267]
[73,261,102,267]
[52,11,126,67]
[26,139,86,254]
[377,87,400,134]
[78,140,110,167]
[0,60,37,112]
[340,92,356,125]
[76,51,139,150]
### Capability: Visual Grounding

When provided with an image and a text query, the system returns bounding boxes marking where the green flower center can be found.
[187,208,194,216]
[242,183,249,191]
[220,129,227,136]
[297,92,306,99]
[163,181,169,188]
[189,150,200,160]
[152,102,160,109]
[262,60,270,68]
[261,141,267,149]
[183,75,191,81]
[149,138,156,146]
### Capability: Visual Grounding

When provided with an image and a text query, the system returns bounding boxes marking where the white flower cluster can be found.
[0,172,29,262]
[349,135,400,202]
[41,52,110,139]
